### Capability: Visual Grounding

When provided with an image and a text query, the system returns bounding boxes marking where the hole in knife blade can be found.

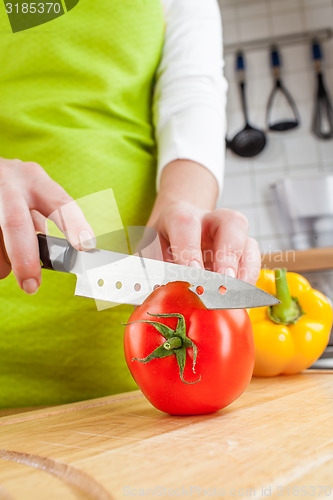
[219,285,227,295]
[134,283,141,292]
[115,281,122,289]
[196,286,204,295]
[153,284,160,290]
[98,279,104,287]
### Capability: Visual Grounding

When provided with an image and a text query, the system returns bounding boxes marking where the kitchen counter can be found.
[0,372,332,500]
[261,246,333,272]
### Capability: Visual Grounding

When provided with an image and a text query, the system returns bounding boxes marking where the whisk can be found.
[312,39,333,140]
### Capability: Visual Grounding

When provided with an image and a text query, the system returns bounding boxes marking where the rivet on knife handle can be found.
[37,233,77,273]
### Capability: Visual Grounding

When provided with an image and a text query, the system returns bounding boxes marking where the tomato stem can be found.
[163,337,182,350]
[125,312,201,385]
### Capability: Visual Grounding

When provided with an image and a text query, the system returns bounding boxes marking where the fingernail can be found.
[189,260,202,269]
[225,267,236,278]
[22,278,38,295]
[79,230,96,250]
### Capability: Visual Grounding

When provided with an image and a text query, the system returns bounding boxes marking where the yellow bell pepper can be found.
[249,268,333,377]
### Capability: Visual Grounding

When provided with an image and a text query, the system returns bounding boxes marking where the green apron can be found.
[0,1,164,407]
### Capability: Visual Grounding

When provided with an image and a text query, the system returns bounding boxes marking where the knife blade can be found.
[37,233,279,309]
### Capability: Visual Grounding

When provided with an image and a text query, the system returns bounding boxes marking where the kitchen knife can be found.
[37,233,279,309]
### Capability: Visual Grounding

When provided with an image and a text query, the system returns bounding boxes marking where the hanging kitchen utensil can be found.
[266,46,300,131]
[312,39,333,140]
[226,51,266,157]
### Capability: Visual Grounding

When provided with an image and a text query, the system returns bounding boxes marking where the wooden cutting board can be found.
[0,372,333,500]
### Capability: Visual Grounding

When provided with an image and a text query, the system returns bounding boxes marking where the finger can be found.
[27,168,96,251]
[161,210,204,268]
[0,188,41,293]
[132,227,164,262]
[31,209,47,233]
[203,209,249,276]
[0,227,12,279]
[204,261,214,272]
[238,237,261,285]
[160,235,174,263]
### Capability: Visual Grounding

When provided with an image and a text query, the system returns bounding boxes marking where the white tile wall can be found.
[218,0,333,251]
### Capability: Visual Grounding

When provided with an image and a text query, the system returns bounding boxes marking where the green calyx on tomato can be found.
[124,312,201,385]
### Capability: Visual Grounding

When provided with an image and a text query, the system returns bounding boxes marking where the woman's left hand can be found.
[149,200,261,285]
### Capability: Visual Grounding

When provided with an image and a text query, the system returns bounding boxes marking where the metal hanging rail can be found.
[224,27,333,54]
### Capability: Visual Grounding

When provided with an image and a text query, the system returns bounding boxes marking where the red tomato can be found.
[124,281,255,415]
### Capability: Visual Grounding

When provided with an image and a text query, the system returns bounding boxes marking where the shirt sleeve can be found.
[154,0,228,193]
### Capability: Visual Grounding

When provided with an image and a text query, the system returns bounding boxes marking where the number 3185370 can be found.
[5,3,61,14]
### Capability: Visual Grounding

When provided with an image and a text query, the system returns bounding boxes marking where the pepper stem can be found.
[268,268,304,325]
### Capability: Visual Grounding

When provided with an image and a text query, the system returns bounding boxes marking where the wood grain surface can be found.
[261,247,333,272]
[0,372,332,500]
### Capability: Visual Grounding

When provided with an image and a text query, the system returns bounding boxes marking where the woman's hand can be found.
[148,201,261,285]
[0,157,95,294]
[147,159,261,285]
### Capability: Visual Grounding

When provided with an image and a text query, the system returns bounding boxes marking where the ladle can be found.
[226,52,267,158]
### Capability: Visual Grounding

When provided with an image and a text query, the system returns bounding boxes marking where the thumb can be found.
[164,212,204,269]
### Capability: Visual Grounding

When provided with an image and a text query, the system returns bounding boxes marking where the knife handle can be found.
[37,233,77,273]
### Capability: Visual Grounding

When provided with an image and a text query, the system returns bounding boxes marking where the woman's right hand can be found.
[0,157,95,294]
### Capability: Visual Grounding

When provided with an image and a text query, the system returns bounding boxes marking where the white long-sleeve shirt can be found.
[154,0,227,193]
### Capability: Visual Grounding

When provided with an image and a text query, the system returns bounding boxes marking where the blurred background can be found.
[217,0,333,252]
[217,0,333,366]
